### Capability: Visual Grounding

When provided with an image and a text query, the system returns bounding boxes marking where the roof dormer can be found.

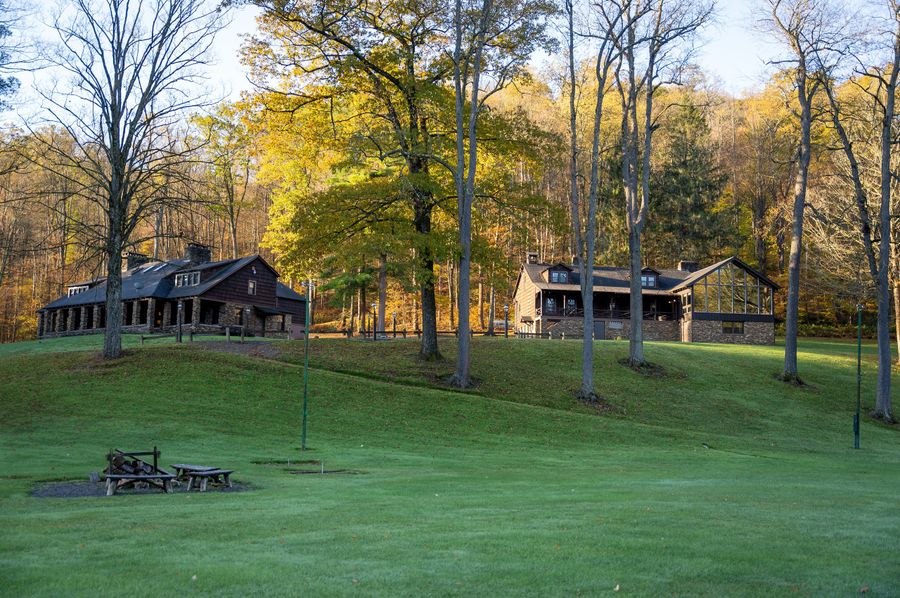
[545,263,573,284]
[640,267,660,289]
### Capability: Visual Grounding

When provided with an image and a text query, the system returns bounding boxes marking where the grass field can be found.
[1,335,898,596]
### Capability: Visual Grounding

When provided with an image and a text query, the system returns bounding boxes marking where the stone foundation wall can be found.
[688,319,775,345]
[542,317,679,341]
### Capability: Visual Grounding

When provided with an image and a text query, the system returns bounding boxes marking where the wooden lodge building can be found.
[513,252,778,344]
[37,244,307,340]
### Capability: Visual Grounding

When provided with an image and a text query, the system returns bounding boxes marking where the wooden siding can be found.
[201,258,278,308]
[514,268,538,327]
[277,297,306,323]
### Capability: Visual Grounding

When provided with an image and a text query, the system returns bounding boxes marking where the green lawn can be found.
[0,336,898,596]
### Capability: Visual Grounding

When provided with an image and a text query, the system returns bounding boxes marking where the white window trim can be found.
[174,271,200,287]
[67,285,89,297]
[248,280,257,295]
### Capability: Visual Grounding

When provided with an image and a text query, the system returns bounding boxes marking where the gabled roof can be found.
[669,256,779,291]
[520,262,692,293]
[545,262,574,271]
[42,254,284,310]
[276,282,306,302]
[520,256,778,295]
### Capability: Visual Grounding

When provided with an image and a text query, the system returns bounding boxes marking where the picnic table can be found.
[104,448,176,496]
[172,463,234,492]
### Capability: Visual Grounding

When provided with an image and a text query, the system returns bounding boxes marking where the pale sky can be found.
[1,0,811,122]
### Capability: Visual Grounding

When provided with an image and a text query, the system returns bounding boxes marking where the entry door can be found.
[593,321,605,340]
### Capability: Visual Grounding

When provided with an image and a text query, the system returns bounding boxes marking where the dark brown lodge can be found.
[513,252,779,344]
[37,244,307,340]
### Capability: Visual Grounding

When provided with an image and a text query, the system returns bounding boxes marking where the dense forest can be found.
[0,0,898,415]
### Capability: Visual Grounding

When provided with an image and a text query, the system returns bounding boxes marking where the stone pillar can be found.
[133,300,141,326]
[67,308,76,332]
[147,298,156,329]
[80,306,89,330]
[191,298,200,327]
[162,301,172,327]
[54,310,63,333]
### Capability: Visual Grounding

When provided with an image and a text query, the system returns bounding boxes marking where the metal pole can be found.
[302,283,312,450]
[372,302,377,341]
[392,312,397,338]
[503,305,509,338]
[854,303,862,449]
[177,301,183,343]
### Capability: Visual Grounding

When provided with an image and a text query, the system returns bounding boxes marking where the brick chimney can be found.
[186,243,212,266]
[677,260,699,273]
[124,251,150,271]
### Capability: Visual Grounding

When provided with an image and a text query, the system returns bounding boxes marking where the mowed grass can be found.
[0,337,898,596]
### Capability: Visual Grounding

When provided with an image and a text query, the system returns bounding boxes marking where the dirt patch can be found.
[617,358,671,378]
[31,480,252,498]
[576,395,618,413]
[252,459,321,466]
[196,340,283,360]
[286,469,366,475]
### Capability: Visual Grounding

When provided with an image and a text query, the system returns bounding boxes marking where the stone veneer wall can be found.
[688,319,775,345]
[543,317,679,341]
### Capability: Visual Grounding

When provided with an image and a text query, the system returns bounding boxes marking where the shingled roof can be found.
[517,256,777,297]
[42,254,303,310]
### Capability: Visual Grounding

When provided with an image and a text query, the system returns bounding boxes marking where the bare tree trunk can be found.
[377,253,387,334]
[487,286,495,335]
[781,78,813,382]
[893,241,900,364]
[153,204,163,260]
[414,198,440,358]
[478,269,485,330]
[874,23,899,420]
[230,216,239,260]
[448,259,456,331]
[103,225,124,359]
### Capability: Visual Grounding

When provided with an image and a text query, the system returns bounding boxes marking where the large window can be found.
[692,263,772,314]
[550,270,568,283]
[545,297,557,313]
[175,272,200,287]
[723,321,744,334]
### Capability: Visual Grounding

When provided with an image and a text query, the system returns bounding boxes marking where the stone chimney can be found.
[677,260,699,273]
[186,243,212,266]
[124,251,150,271]
[525,251,539,265]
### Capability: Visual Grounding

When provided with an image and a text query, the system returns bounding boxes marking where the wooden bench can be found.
[184,469,234,492]
[104,448,176,496]
[171,463,218,479]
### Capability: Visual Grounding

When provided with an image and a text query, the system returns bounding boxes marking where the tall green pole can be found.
[301,285,312,450]
[854,303,862,449]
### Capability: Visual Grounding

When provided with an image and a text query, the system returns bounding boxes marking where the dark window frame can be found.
[550,270,568,284]
[722,321,745,335]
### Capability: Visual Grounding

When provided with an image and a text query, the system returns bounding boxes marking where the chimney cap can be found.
[525,250,539,264]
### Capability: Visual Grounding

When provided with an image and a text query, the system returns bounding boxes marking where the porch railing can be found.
[535,307,676,321]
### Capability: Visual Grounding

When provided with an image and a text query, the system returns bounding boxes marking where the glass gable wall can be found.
[692,262,772,314]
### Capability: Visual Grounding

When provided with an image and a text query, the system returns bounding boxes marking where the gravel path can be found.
[32,480,251,498]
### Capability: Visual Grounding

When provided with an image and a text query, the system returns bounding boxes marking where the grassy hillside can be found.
[0,337,898,596]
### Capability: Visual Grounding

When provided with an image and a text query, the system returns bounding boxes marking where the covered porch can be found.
[534,290,680,322]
